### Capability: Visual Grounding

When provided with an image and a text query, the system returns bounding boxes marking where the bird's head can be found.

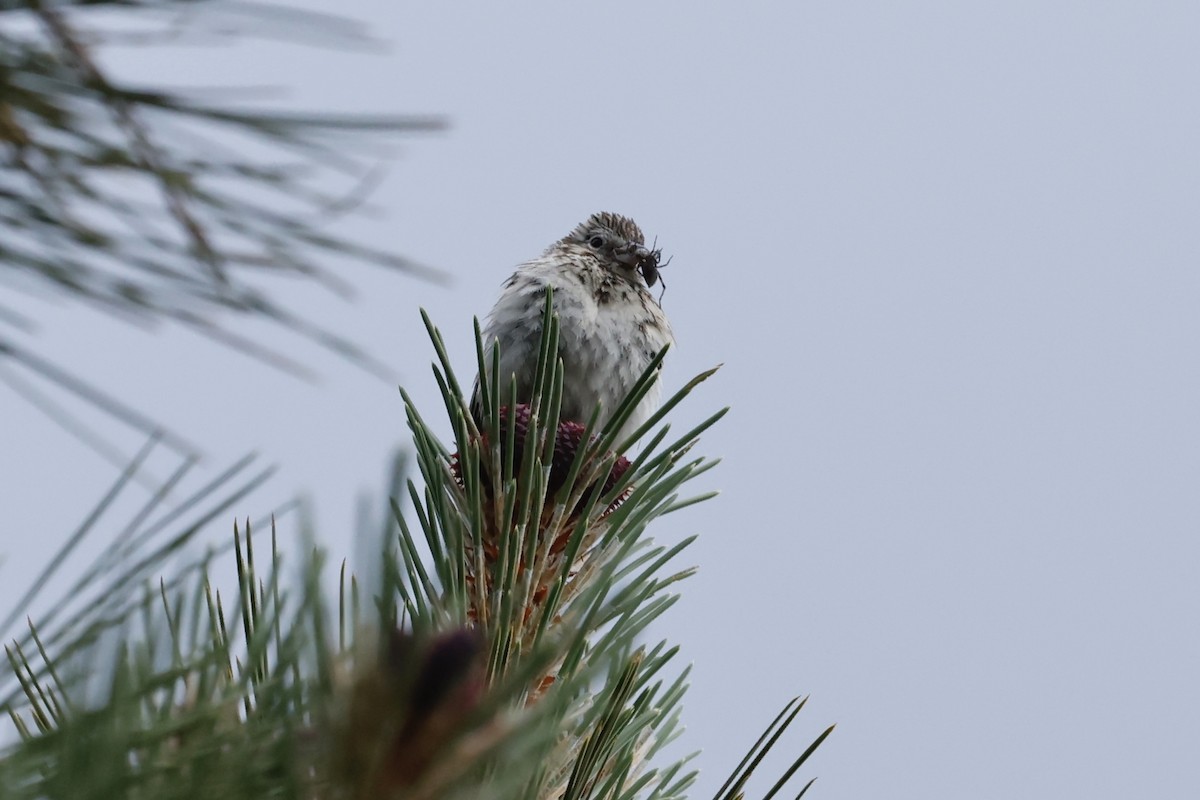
[555,212,663,288]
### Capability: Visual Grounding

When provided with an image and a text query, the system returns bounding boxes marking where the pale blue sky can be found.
[4,2,1199,797]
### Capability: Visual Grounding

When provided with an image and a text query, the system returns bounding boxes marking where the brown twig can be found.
[30,0,229,288]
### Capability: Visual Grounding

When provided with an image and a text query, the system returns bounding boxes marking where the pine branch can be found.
[1,303,833,799]
[1,0,447,455]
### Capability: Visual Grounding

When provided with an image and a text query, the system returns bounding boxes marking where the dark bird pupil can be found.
[589,236,605,248]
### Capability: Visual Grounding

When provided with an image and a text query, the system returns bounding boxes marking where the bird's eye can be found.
[588,235,605,249]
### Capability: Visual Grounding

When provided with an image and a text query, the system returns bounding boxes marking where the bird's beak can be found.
[615,244,650,267]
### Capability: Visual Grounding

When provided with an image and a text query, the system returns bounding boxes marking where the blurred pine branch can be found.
[1,0,447,457]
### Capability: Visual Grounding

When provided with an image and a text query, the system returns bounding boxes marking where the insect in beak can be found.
[638,246,669,303]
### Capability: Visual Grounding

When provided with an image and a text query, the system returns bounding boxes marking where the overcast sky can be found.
[4,2,1199,798]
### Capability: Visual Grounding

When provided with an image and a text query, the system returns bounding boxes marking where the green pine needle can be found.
[1,302,831,799]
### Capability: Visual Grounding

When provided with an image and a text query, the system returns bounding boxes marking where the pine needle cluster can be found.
[2,0,445,424]
[1,300,832,799]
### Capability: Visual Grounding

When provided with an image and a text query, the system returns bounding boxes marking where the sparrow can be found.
[473,212,673,444]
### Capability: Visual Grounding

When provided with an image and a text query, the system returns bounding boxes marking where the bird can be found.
[472,212,674,445]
